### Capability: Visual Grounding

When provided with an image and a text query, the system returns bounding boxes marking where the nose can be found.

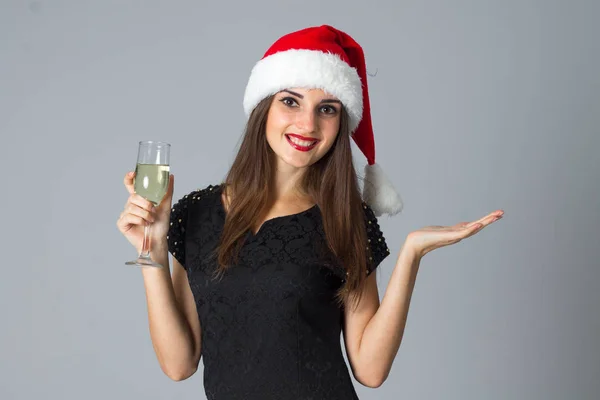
[294,108,317,133]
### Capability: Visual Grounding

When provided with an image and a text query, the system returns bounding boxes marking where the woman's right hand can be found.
[117,171,175,254]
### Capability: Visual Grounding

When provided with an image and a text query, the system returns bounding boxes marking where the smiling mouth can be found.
[285,135,318,151]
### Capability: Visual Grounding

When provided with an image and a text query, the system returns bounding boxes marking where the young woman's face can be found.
[265,87,342,170]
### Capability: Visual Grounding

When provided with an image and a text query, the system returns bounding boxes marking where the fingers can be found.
[116,198,155,232]
[118,171,171,237]
[460,214,502,239]
[466,217,487,228]
[127,192,155,214]
[117,191,156,227]
[125,201,155,223]
[467,211,503,228]
[117,212,148,230]
[124,171,136,195]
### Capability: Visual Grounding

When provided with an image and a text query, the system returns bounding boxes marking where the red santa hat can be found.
[243,25,403,216]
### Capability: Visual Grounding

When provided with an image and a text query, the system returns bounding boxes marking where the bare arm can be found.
[345,209,501,386]
[343,243,420,387]
[118,172,201,381]
[141,242,202,381]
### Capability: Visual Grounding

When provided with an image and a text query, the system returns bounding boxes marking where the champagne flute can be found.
[125,140,171,268]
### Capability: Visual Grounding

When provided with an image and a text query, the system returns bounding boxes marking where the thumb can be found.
[157,174,174,209]
[166,173,175,202]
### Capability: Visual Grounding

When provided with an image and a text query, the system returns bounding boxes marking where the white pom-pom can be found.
[363,162,403,217]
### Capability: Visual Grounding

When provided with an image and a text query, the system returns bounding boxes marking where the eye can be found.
[320,105,338,115]
[280,97,298,107]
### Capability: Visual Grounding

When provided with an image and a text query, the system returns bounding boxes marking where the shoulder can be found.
[362,200,382,236]
[361,201,384,240]
[169,183,224,226]
[361,201,379,223]
[361,200,390,267]
[167,183,223,267]
[172,183,223,210]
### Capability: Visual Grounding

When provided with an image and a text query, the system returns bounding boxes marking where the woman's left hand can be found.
[405,209,504,258]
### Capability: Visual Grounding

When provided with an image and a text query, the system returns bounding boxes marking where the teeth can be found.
[288,135,317,147]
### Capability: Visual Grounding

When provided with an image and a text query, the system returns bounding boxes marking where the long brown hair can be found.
[210,94,372,310]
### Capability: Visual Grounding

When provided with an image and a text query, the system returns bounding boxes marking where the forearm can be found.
[141,242,197,379]
[359,243,421,385]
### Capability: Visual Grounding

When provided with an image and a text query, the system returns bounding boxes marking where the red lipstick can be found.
[287,133,319,141]
[285,134,319,152]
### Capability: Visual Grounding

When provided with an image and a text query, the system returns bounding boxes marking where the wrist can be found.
[151,239,169,254]
[391,241,421,286]
[399,239,421,261]
[137,239,168,256]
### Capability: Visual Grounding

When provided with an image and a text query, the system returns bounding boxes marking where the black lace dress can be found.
[167,184,390,400]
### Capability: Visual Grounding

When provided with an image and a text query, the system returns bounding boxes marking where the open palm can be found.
[407,210,504,258]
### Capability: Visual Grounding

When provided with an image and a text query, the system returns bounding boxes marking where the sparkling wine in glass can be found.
[125,140,170,268]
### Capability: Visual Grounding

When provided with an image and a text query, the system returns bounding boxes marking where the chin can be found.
[269,139,326,169]
[281,157,313,169]
[277,151,317,169]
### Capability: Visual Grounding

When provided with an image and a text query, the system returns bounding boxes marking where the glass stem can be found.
[140,222,152,258]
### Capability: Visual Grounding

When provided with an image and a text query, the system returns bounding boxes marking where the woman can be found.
[117,25,503,400]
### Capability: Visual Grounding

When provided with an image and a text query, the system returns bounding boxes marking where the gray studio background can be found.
[2,0,598,399]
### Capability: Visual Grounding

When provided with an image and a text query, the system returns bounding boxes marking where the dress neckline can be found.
[214,184,319,237]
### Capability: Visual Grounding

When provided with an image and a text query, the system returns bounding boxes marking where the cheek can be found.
[274,111,295,127]
[323,118,341,139]
[319,121,340,149]
[266,113,295,141]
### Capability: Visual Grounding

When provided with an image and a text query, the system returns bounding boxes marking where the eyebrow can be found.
[281,89,342,104]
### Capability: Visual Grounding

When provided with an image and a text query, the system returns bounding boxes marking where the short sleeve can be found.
[363,202,391,276]
[168,194,189,269]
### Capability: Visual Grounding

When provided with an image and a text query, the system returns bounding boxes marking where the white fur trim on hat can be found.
[363,162,404,216]
[243,49,363,132]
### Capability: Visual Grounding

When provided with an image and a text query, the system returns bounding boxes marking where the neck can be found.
[272,164,309,201]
